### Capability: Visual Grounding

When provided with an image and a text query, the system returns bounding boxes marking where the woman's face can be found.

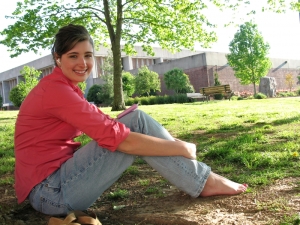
[58,40,94,85]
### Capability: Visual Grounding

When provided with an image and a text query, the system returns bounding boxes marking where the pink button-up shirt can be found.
[14,67,130,203]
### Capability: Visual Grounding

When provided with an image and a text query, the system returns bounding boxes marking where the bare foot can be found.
[200,172,248,197]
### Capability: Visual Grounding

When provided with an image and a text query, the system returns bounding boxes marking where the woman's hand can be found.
[175,139,197,160]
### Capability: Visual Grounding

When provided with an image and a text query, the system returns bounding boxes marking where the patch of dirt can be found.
[1,164,299,225]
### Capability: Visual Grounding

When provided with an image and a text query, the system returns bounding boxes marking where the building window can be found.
[40,66,54,78]
[131,58,154,70]
[95,56,105,77]
[8,79,17,91]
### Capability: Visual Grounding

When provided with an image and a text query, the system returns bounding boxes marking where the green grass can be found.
[124,165,139,175]
[0,111,17,182]
[1,97,300,187]
[107,189,129,199]
[279,214,300,225]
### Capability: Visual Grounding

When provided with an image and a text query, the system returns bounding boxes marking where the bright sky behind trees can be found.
[0,0,299,73]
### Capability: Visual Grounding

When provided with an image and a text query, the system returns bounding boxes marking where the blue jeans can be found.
[28,110,211,216]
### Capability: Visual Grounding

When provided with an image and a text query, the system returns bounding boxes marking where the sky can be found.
[0,1,299,73]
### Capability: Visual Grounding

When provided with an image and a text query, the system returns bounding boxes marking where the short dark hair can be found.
[51,24,94,66]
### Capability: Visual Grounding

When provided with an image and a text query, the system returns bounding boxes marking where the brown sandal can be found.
[48,210,102,225]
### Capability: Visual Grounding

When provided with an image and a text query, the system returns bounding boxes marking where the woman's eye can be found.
[70,55,77,58]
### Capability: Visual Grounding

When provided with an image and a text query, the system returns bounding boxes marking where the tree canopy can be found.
[226,21,272,95]
[9,66,41,107]
[122,72,135,97]
[135,66,161,96]
[164,68,194,94]
[1,0,299,109]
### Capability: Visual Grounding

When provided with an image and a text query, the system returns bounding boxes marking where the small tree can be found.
[226,22,272,95]
[97,52,114,104]
[135,66,161,97]
[179,83,195,94]
[9,86,23,107]
[285,73,294,92]
[9,66,41,107]
[214,72,221,86]
[122,72,135,97]
[78,82,87,94]
[164,68,194,94]
[213,73,223,100]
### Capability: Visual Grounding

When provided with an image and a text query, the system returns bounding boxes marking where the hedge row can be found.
[125,94,194,106]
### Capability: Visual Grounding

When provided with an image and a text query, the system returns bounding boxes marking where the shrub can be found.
[96,84,113,105]
[0,95,2,108]
[179,83,195,94]
[214,93,223,100]
[237,96,244,100]
[149,96,156,105]
[123,94,193,106]
[133,97,140,104]
[9,86,24,107]
[175,94,188,103]
[140,89,158,97]
[156,96,165,104]
[87,84,103,104]
[164,95,175,104]
[122,72,135,97]
[125,98,135,106]
[9,66,41,107]
[287,92,297,97]
[254,93,267,99]
[140,97,150,105]
[277,91,288,97]
[276,90,297,97]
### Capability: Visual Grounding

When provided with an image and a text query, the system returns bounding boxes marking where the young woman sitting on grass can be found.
[14,24,247,223]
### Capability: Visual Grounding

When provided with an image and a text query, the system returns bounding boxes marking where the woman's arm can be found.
[117,132,197,159]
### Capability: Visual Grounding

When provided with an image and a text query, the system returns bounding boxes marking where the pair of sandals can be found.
[48,210,102,225]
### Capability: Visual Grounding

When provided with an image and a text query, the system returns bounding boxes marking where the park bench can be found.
[199,84,233,101]
[186,93,207,102]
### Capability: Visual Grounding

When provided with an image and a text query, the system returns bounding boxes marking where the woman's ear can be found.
[54,53,61,65]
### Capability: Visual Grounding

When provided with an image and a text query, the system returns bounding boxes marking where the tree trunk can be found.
[111,44,125,111]
[103,0,126,111]
[253,82,257,95]
[251,69,257,95]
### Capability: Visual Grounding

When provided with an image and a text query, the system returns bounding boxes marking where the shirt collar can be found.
[53,67,84,97]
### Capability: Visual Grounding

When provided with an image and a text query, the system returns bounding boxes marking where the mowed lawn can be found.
[1,97,300,188]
